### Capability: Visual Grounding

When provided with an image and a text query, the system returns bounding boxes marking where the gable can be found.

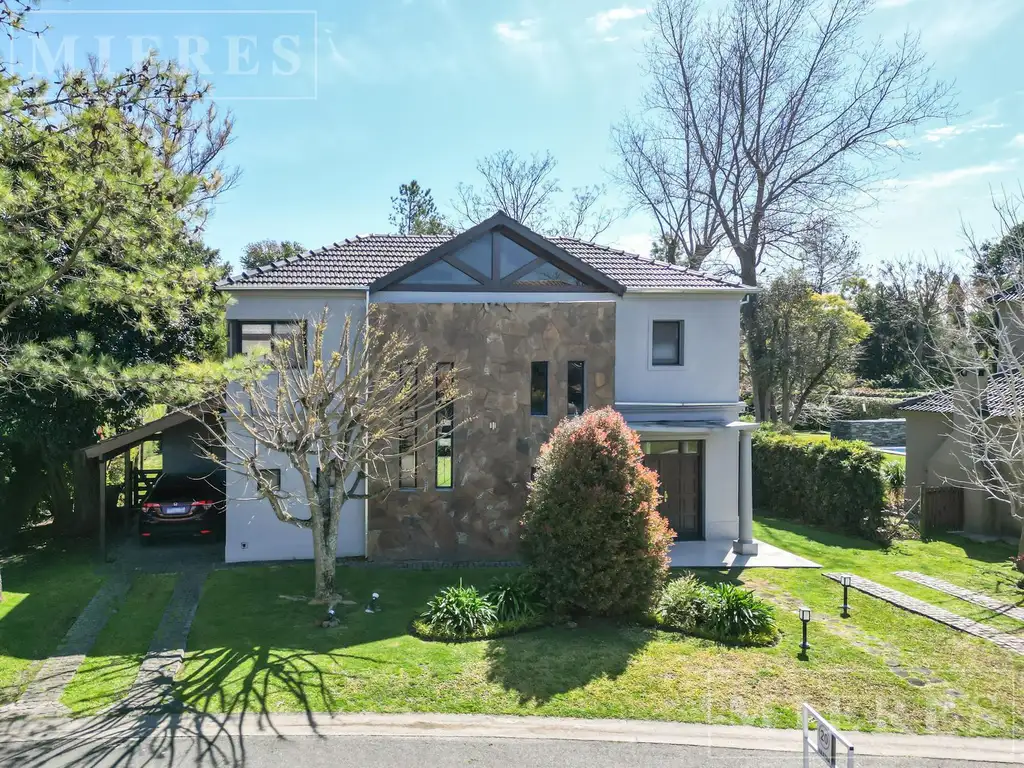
[371,212,625,294]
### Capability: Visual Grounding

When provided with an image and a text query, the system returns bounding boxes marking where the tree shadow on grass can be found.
[484,621,655,705]
[755,515,884,553]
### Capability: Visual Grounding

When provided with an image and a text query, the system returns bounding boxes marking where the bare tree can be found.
[796,217,862,293]
[211,308,466,603]
[616,0,955,419]
[453,150,617,241]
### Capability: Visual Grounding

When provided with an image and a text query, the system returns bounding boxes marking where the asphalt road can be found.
[0,734,1014,768]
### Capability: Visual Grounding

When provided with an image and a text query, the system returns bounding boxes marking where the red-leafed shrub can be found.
[520,407,672,617]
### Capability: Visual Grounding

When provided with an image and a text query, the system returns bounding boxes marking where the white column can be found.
[733,427,758,555]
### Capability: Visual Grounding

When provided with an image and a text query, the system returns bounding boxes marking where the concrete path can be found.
[0,712,1019,766]
[118,567,210,712]
[10,574,132,716]
[824,573,1024,655]
[895,571,1024,622]
[670,539,820,568]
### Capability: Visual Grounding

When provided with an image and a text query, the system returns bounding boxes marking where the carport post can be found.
[99,458,106,561]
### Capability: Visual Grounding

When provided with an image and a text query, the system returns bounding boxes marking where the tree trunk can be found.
[741,286,770,421]
[44,451,86,536]
[310,512,336,604]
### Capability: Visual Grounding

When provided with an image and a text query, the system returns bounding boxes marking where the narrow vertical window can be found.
[399,366,417,489]
[530,361,549,416]
[435,363,454,489]
[567,361,586,416]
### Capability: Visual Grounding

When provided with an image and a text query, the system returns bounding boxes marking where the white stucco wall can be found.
[224,290,369,563]
[161,421,221,477]
[614,294,743,405]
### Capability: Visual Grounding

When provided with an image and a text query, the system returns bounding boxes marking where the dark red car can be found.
[139,473,226,543]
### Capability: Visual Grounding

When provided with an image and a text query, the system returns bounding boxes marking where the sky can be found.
[14,0,1024,273]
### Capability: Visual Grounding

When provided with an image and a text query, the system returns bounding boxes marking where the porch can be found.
[669,538,820,568]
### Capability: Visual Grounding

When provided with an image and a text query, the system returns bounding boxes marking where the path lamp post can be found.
[840,574,852,618]
[798,607,811,653]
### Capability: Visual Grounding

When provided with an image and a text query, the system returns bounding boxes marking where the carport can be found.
[75,399,223,559]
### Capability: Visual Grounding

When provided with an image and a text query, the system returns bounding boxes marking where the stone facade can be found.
[830,418,906,446]
[367,302,616,561]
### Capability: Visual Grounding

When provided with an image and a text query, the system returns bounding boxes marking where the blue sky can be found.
[17,0,1024,272]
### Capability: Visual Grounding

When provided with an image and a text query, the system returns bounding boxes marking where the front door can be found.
[643,441,703,540]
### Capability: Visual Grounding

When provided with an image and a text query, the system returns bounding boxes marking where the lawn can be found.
[61,572,178,715]
[0,540,105,706]
[173,521,1024,737]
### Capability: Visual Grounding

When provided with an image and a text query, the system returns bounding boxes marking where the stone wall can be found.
[368,302,616,561]
[830,418,906,446]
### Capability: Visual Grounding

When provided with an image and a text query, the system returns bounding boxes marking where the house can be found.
[899,286,1024,541]
[217,212,758,563]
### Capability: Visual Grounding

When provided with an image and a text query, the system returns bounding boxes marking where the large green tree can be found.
[242,240,306,271]
[0,4,235,534]
[390,180,451,235]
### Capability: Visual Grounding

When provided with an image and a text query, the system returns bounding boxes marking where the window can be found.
[567,361,586,416]
[530,361,549,416]
[435,363,454,489]
[396,260,481,286]
[237,321,306,368]
[642,441,702,455]
[451,234,493,277]
[498,235,539,278]
[258,468,281,491]
[652,320,684,366]
[514,263,584,287]
[399,366,418,489]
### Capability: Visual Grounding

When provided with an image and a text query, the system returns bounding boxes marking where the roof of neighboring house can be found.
[897,370,1024,417]
[989,284,1024,303]
[217,218,750,292]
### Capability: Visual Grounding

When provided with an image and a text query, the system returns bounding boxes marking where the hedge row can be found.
[752,430,888,537]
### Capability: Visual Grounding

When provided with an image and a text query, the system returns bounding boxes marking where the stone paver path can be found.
[895,571,1024,623]
[824,573,1024,656]
[11,574,131,715]
[116,566,210,712]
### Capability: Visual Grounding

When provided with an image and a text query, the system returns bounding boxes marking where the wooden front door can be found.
[643,441,703,540]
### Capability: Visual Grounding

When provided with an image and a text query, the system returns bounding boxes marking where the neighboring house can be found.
[898,286,1024,539]
[217,211,757,563]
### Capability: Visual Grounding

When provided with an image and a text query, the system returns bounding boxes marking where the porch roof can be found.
[82,398,221,462]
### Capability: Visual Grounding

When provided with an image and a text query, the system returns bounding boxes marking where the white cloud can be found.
[921,122,1005,146]
[612,232,654,258]
[884,138,908,149]
[918,1,1021,54]
[494,19,539,44]
[1010,134,1024,148]
[589,6,648,34]
[888,162,1013,191]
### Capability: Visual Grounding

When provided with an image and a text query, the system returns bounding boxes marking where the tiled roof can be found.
[990,284,1024,303]
[218,233,748,292]
[898,369,1024,416]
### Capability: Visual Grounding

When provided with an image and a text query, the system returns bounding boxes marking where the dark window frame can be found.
[398,365,418,489]
[530,361,549,416]
[435,363,454,490]
[230,320,308,368]
[567,360,586,416]
[651,320,684,367]
[258,468,282,491]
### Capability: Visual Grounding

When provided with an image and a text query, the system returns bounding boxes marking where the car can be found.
[139,473,226,543]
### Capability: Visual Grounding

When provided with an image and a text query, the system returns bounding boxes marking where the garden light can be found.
[365,591,380,614]
[798,607,811,653]
[840,574,852,618]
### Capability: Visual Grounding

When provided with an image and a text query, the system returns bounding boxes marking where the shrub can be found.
[485,573,540,622]
[704,583,777,642]
[657,572,713,631]
[420,582,496,637]
[752,430,887,537]
[520,407,673,618]
[883,461,906,492]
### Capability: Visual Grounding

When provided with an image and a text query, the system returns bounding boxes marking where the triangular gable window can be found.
[513,264,584,287]
[394,259,481,287]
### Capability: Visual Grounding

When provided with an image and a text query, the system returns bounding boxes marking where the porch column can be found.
[733,425,758,556]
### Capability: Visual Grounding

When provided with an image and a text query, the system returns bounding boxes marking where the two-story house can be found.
[217,212,759,563]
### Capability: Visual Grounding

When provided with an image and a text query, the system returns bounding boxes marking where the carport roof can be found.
[82,398,221,461]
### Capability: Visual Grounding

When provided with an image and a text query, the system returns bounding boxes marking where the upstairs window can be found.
[234,321,306,368]
[652,320,684,366]
[399,366,418,489]
[530,361,549,416]
[567,361,586,416]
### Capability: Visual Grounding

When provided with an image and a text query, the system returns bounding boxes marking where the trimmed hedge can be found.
[752,430,887,537]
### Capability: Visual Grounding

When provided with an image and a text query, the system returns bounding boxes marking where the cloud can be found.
[494,19,539,44]
[887,162,1014,191]
[612,232,654,258]
[918,0,1021,54]
[589,6,648,34]
[1011,134,1024,148]
[921,122,1005,146]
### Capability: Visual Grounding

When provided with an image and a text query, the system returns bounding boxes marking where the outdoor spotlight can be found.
[798,607,811,652]
[365,591,380,614]
[840,574,852,618]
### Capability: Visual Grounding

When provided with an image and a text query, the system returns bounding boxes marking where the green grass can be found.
[0,541,104,706]
[61,572,177,715]
[175,524,1024,736]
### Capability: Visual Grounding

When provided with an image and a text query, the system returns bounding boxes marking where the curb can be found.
[1,711,1020,763]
